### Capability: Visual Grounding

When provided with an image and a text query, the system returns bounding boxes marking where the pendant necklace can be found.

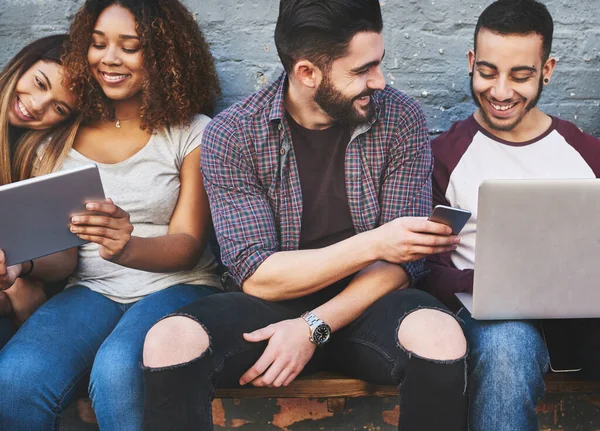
[115,115,139,129]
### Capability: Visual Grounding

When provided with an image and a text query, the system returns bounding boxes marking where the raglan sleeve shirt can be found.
[419,116,600,308]
[420,121,476,308]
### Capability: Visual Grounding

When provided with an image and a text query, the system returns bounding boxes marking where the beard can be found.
[470,72,544,132]
[314,73,375,127]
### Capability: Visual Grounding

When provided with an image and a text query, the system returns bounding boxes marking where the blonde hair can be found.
[13,117,81,180]
[0,70,20,185]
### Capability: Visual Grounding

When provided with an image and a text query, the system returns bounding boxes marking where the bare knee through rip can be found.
[397,309,467,361]
[143,316,209,368]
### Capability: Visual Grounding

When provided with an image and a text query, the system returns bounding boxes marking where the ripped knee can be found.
[143,315,209,368]
[397,308,467,361]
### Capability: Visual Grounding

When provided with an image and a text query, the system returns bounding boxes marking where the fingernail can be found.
[453,238,461,244]
[72,217,80,224]
[86,203,95,210]
[70,226,78,233]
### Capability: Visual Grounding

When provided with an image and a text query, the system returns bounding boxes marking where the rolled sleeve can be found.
[201,115,279,287]
[379,100,433,285]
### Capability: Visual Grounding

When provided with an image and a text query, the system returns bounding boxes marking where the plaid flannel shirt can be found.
[201,73,433,289]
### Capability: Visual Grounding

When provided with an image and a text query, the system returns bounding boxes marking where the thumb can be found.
[243,325,276,342]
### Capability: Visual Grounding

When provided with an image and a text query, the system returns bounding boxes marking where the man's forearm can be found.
[312,261,409,332]
[243,230,380,302]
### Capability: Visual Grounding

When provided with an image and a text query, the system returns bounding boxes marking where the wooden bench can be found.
[215,371,600,413]
[78,371,600,426]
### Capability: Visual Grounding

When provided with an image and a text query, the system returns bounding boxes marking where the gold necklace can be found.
[115,115,139,128]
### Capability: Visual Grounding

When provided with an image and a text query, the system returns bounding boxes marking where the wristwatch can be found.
[301,311,331,347]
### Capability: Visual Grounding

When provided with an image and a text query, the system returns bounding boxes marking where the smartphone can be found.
[428,205,472,235]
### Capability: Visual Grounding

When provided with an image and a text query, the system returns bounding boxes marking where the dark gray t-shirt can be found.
[287,114,355,250]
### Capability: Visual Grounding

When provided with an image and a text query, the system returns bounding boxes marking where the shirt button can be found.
[280,148,286,155]
[278,123,283,130]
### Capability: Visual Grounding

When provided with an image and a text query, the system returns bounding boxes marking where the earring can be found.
[544,78,549,83]
[469,72,473,77]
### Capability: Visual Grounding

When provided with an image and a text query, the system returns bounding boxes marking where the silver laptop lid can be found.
[472,179,600,319]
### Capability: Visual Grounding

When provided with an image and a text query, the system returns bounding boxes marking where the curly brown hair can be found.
[63,0,221,131]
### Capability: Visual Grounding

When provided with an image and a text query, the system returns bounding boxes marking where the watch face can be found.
[313,324,331,345]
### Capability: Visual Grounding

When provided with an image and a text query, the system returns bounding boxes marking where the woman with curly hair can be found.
[0,1,222,429]
[0,34,79,347]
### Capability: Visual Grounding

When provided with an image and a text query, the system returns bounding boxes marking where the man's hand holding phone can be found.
[371,217,460,264]
[428,205,471,235]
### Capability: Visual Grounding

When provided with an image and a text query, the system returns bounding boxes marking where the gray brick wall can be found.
[2,0,598,136]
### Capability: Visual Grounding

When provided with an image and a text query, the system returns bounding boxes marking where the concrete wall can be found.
[1,0,599,135]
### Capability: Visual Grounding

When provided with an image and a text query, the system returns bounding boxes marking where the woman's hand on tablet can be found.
[70,198,134,263]
[0,250,22,291]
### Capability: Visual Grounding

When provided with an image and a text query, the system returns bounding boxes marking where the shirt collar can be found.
[268,72,288,124]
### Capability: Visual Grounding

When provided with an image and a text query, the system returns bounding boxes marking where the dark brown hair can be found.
[63,0,221,131]
[275,0,383,73]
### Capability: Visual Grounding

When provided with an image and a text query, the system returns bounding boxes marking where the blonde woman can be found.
[0,34,78,347]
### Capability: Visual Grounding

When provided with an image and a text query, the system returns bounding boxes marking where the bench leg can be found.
[327,397,347,413]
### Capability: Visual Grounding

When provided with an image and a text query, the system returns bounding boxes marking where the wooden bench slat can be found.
[545,373,600,393]
[216,376,396,398]
[215,371,600,399]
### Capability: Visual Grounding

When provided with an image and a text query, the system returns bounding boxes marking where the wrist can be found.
[112,236,136,265]
[301,311,331,347]
[361,228,382,262]
[20,260,34,278]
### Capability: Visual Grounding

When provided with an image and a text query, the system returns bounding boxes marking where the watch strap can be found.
[301,311,325,329]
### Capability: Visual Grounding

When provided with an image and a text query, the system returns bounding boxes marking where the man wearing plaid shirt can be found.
[143,1,468,429]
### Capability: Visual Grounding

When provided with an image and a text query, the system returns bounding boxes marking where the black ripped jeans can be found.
[143,288,468,431]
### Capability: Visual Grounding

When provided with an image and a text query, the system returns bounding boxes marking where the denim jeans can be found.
[0,316,15,349]
[460,309,551,431]
[0,283,219,431]
[461,310,600,431]
[144,288,468,431]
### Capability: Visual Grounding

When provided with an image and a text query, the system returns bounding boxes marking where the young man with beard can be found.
[141,0,470,430]
[420,1,600,430]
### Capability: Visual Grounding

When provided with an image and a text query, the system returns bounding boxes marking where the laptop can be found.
[456,179,600,320]
[0,164,105,266]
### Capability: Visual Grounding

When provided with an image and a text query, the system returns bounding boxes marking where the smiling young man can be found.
[141,0,470,430]
[420,1,600,430]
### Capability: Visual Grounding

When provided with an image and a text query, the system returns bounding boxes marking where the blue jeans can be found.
[459,309,550,431]
[0,284,218,431]
[0,316,15,349]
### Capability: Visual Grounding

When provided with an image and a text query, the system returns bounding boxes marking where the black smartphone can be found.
[428,205,472,235]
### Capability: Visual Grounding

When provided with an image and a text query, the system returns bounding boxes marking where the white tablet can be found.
[0,164,105,266]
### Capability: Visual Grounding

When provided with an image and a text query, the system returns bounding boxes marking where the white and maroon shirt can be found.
[420,115,600,307]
